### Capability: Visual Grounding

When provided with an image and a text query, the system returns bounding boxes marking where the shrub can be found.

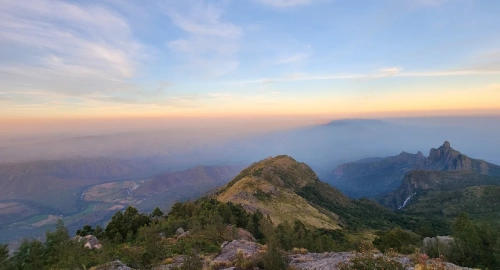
[181,254,203,270]
[261,244,288,270]
[373,227,421,254]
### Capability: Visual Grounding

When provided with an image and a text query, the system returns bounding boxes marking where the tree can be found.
[105,206,151,242]
[449,213,498,268]
[151,207,164,218]
[45,219,70,266]
[261,243,287,270]
[0,244,10,270]
[11,239,45,270]
[76,224,94,236]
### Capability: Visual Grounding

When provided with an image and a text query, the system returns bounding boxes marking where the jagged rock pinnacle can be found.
[442,141,451,148]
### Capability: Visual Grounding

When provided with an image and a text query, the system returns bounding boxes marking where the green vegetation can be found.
[448,213,499,269]
[3,155,500,269]
[398,185,500,225]
[0,244,9,270]
[373,227,421,254]
[297,181,451,236]
[2,199,499,269]
[261,244,287,270]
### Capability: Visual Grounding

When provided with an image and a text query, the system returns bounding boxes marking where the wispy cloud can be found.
[274,51,311,65]
[0,0,151,103]
[226,66,500,85]
[162,0,241,77]
[412,0,448,7]
[255,0,316,8]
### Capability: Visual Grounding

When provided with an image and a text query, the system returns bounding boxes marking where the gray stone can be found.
[175,227,185,235]
[213,240,264,264]
[92,260,132,270]
[71,234,101,250]
[422,236,455,258]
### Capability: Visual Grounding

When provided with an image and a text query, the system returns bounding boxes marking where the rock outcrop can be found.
[289,252,355,270]
[72,235,102,250]
[90,260,132,270]
[422,236,455,259]
[329,141,500,199]
[212,240,265,266]
[289,251,472,270]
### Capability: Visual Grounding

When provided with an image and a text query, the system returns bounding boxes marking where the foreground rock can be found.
[212,240,265,267]
[289,251,472,270]
[289,252,355,270]
[90,260,132,270]
[228,226,256,242]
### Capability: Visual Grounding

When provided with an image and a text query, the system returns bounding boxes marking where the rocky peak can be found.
[428,141,458,160]
[443,141,451,148]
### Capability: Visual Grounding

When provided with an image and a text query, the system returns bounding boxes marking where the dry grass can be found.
[218,176,340,230]
[291,248,309,254]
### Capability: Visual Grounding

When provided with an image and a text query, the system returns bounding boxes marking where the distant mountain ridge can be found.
[0,158,159,199]
[132,165,244,196]
[328,141,500,198]
[414,141,500,174]
[383,170,500,210]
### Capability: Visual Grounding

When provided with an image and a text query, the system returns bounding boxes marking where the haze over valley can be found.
[1,0,500,269]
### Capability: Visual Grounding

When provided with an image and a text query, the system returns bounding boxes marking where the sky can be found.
[1,0,500,120]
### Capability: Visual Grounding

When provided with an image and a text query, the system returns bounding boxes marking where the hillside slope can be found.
[132,165,244,196]
[329,151,426,198]
[0,158,160,199]
[383,170,500,217]
[216,156,344,229]
[215,155,428,231]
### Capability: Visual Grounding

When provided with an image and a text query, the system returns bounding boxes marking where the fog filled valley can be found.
[1,116,500,269]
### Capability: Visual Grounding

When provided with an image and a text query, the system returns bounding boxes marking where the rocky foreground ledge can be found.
[288,251,472,270]
[92,239,474,270]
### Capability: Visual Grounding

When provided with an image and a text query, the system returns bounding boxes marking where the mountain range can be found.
[328,141,500,198]
[3,136,500,251]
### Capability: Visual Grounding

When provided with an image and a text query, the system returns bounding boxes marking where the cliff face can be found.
[382,170,500,211]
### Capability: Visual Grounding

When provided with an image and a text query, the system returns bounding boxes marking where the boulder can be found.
[422,236,455,258]
[175,227,185,235]
[234,228,256,242]
[71,235,102,250]
[212,240,264,264]
[289,251,472,270]
[90,260,132,270]
[289,252,355,270]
